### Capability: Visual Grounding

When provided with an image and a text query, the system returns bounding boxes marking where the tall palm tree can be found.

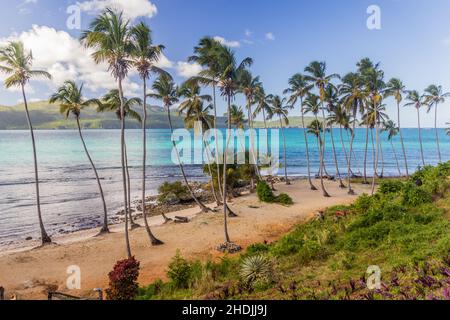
[81,8,134,258]
[424,84,450,163]
[382,120,402,176]
[339,72,365,195]
[130,22,166,245]
[324,85,346,188]
[228,104,248,129]
[98,89,142,230]
[404,90,426,167]
[0,41,52,245]
[385,78,408,176]
[49,81,110,234]
[269,95,291,185]
[253,86,274,172]
[284,73,317,190]
[304,62,339,197]
[215,45,252,245]
[178,80,222,207]
[148,74,212,216]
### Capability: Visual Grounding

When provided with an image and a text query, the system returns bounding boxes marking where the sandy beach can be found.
[0,179,372,300]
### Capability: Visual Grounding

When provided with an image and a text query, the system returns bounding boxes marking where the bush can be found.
[256,181,293,206]
[106,257,140,300]
[246,243,270,256]
[276,193,294,206]
[401,183,433,207]
[239,255,274,288]
[158,181,189,204]
[167,250,194,289]
[379,180,404,195]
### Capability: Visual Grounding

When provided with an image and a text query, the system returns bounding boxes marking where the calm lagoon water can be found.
[0,128,448,247]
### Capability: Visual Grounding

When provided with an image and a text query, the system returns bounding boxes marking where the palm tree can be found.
[49,81,110,234]
[382,120,402,176]
[404,90,426,167]
[98,89,142,230]
[269,96,291,185]
[215,45,252,245]
[324,85,346,188]
[178,80,222,207]
[284,73,317,190]
[446,122,450,136]
[304,62,339,197]
[340,72,365,195]
[228,104,248,129]
[253,86,274,172]
[130,22,166,245]
[385,78,408,177]
[0,41,52,245]
[148,74,212,216]
[424,85,450,163]
[81,8,134,258]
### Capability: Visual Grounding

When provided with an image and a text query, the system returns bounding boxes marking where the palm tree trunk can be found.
[203,136,222,207]
[339,124,349,169]
[247,101,261,183]
[212,83,223,198]
[397,101,409,177]
[370,128,377,177]
[21,84,51,245]
[279,117,289,184]
[380,139,384,178]
[371,115,380,195]
[141,78,163,245]
[329,124,345,188]
[319,104,330,197]
[301,98,317,190]
[118,79,132,259]
[434,102,442,163]
[417,107,425,166]
[222,95,232,243]
[76,117,109,234]
[391,140,402,176]
[166,106,211,214]
[124,144,139,229]
[363,125,369,184]
[347,106,357,195]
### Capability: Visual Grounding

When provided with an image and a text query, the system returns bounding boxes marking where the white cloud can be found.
[245,29,252,37]
[265,32,275,41]
[176,62,202,78]
[77,0,157,20]
[213,36,240,48]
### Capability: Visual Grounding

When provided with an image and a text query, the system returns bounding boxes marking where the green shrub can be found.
[379,180,404,194]
[106,257,140,300]
[246,243,270,256]
[276,193,294,205]
[158,181,189,204]
[239,255,274,288]
[167,250,195,289]
[256,181,293,206]
[352,193,374,213]
[401,183,433,207]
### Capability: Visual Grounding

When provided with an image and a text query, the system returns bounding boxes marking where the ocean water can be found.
[0,128,448,247]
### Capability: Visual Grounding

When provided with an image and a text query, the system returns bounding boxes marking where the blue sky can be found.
[1,0,450,127]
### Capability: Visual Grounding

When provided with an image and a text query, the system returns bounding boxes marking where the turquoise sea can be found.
[0,128,448,247]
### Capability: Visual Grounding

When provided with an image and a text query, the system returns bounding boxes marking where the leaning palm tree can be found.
[269,95,292,185]
[98,89,142,230]
[49,81,110,235]
[253,86,274,173]
[81,8,134,258]
[148,74,212,216]
[382,120,402,176]
[385,78,408,176]
[130,22,166,245]
[0,41,52,245]
[424,85,450,163]
[284,73,317,190]
[404,90,426,167]
[304,62,339,197]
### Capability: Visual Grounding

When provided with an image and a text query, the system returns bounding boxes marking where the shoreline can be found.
[0,178,373,300]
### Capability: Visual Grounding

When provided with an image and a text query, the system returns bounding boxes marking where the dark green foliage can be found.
[379,179,404,194]
[245,243,270,256]
[157,181,189,203]
[401,183,433,206]
[167,250,198,289]
[256,181,293,206]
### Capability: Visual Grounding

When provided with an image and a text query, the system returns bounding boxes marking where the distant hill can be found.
[254,116,321,128]
[0,101,227,130]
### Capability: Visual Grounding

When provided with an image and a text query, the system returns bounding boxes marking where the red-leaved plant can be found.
[106,257,140,300]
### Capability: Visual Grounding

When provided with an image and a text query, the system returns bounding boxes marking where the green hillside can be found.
[254,116,321,128]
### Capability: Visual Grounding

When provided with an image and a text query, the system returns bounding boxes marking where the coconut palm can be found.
[81,8,134,258]
[269,95,292,185]
[385,78,408,177]
[178,81,221,207]
[0,41,52,245]
[148,74,212,216]
[382,120,402,176]
[424,85,450,163]
[284,73,317,190]
[98,89,142,230]
[130,22,167,245]
[339,72,365,195]
[404,90,426,167]
[49,81,110,234]
[304,62,339,197]
[227,104,248,129]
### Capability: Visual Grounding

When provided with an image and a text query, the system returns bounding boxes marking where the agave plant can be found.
[239,255,274,287]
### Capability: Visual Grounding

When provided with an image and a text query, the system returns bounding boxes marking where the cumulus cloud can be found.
[175,62,202,78]
[77,0,157,20]
[265,32,275,41]
[213,36,240,48]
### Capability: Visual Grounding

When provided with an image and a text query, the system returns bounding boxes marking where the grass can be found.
[137,162,450,300]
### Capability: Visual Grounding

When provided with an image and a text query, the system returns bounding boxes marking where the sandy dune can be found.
[0,179,372,300]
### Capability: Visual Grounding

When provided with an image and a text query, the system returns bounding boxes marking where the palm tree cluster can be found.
[1,8,448,257]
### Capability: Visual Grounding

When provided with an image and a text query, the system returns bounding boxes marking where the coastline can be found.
[0,178,373,300]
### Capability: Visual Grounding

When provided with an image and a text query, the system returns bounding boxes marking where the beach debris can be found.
[217,242,242,254]
[174,216,190,224]
[25,236,32,241]
[248,205,260,209]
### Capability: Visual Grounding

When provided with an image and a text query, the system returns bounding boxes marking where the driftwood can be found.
[174,216,189,223]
